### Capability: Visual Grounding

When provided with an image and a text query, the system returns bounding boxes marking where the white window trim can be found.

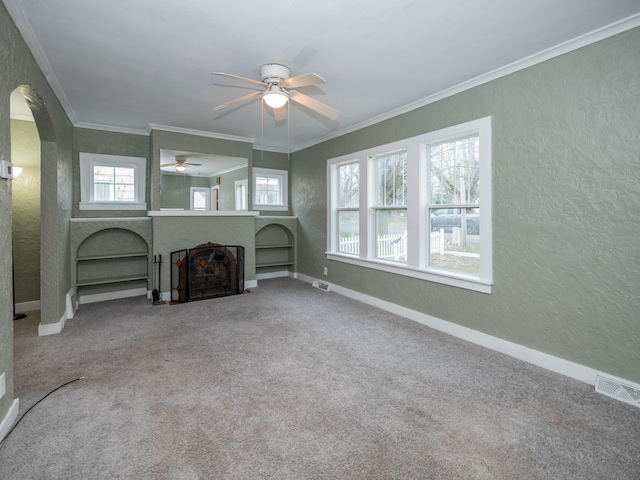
[235,179,248,211]
[79,153,147,210]
[190,186,211,211]
[252,167,289,211]
[327,117,492,294]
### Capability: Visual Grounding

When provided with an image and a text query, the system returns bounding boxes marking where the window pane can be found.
[94,183,114,201]
[255,175,282,205]
[338,211,359,255]
[375,209,407,262]
[429,207,480,275]
[93,165,136,202]
[193,190,208,210]
[375,150,407,207]
[338,162,359,208]
[429,136,479,205]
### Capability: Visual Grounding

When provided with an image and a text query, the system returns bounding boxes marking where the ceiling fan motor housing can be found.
[260,64,291,84]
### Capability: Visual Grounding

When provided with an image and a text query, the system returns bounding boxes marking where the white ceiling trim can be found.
[292,13,640,153]
[148,124,255,144]
[3,0,78,125]
[75,122,149,136]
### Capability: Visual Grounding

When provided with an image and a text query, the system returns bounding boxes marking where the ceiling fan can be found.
[212,64,340,121]
[160,155,202,173]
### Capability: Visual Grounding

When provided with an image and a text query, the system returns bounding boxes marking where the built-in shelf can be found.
[76,252,148,262]
[255,222,296,273]
[256,261,294,268]
[76,274,149,287]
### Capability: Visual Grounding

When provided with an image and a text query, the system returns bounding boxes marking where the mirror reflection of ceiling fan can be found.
[212,64,340,121]
[160,155,202,173]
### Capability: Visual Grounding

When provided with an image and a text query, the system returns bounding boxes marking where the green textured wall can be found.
[1,4,74,425]
[11,119,40,303]
[291,28,640,383]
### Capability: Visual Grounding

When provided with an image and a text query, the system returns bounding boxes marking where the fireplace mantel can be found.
[148,210,259,217]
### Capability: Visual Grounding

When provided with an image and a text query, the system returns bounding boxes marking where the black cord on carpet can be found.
[0,377,84,447]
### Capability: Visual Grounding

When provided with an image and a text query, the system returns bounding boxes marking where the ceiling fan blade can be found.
[273,106,287,122]
[212,72,266,87]
[289,90,340,120]
[213,91,262,111]
[185,162,202,166]
[282,72,325,89]
[160,162,176,168]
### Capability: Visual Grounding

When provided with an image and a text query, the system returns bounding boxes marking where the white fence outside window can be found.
[339,229,444,261]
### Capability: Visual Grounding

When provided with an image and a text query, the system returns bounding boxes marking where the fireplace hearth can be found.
[171,243,244,303]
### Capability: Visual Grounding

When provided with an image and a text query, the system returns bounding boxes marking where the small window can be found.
[190,187,211,211]
[79,153,147,210]
[253,167,288,211]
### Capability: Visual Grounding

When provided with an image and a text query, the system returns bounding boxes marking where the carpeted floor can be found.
[1,277,639,479]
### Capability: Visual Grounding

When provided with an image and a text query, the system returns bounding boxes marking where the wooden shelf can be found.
[76,252,148,262]
[76,274,148,287]
[255,244,294,249]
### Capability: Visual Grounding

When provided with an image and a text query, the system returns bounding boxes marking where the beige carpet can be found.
[2,277,639,479]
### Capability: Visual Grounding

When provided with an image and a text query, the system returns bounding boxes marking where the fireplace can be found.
[171,243,244,303]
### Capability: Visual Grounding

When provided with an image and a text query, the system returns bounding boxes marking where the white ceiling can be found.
[5,0,640,151]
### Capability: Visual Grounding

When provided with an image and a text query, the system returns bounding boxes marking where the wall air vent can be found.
[595,375,640,408]
[312,280,331,292]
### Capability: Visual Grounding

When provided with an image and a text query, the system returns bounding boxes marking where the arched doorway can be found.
[10,84,56,330]
[10,87,41,321]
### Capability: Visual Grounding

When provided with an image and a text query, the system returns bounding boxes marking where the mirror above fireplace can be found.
[159,149,248,211]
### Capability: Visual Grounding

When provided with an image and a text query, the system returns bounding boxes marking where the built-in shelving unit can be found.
[70,218,152,304]
[255,217,297,277]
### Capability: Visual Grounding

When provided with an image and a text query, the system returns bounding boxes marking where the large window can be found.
[253,167,288,211]
[327,117,492,293]
[79,153,147,210]
[336,161,359,255]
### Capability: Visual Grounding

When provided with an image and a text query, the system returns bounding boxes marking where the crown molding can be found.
[148,124,255,144]
[253,145,290,154]
[74,122,149,136]
[292,13,640,153]
[3,0,78,125]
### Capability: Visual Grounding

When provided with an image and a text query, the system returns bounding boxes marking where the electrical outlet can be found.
[0,372,5,399]
[323,267,328,276]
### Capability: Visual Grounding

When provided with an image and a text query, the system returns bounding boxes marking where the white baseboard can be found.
[245,279,258,289]
[39,312,65,336]
[79,287,147,305]
[256,270,290,280]
[0,398,19,445]
[295,273,616,388]
[15,300,40,314]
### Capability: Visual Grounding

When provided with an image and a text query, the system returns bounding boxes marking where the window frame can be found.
[190,186,211,211]
[79,153,147,210]
[327,117,492,294]
[252,167,289,211]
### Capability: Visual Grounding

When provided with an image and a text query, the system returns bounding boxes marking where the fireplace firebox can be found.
[171,243,244,303]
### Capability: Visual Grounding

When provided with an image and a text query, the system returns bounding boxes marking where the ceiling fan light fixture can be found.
[175,164,186,172]
[263,86,288,109]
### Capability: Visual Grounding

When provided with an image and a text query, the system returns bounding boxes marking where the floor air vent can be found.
[595,375,640,408]
[312,280,331,292]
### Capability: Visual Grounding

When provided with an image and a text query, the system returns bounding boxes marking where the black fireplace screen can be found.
[171,243,244,303]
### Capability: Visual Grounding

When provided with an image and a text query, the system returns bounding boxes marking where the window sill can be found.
[79,202,148,211]
[326,252,492,294]
[252,204,289,212]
